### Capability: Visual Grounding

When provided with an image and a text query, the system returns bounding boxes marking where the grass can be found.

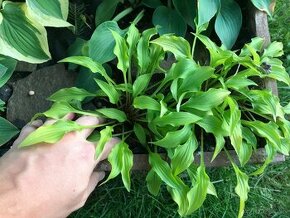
[70,2,290,218]
[70,159,290,218]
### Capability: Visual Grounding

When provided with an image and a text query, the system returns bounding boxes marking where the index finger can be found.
[75,115,103,139]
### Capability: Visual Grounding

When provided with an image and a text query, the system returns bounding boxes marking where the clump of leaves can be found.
[19,23,290,217]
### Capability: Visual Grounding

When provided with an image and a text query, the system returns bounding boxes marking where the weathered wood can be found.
[96,148,286,171]
[249,6,279,96]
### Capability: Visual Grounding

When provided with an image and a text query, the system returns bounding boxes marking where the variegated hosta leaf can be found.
[26,0,71,27]
[0,2,50,63]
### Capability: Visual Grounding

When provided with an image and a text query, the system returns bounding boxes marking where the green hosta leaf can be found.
[48,87,95,102]
[197,0,219,27]
[0,2,50,63]
[207,181,217,197]
[178,66,215,94]
[232,164,250,218]
[149,152,182,190]
[226,97,243,163]
[243,120,287,154]
[153,125,192,148]
[0,117,19,146]
[251,0,274,16]
[167,185,189,216]
[133,74,151,98]
[186,165,210,215]
[0,99,4,111]
[166,58,198,81]
[153,112,202,127]
[214,0,242,49]
[137,28,157,75]
[19,120,84,147]
[133,96,160,111]
[111,30,129,74]
[0,56,17,88]
[126,23,140,58]
[151,35,192,60]
[104,141,133,192]
[171,135,198,175]
[182,89,231,111]
[59,56,113,83]
[36,101,97,120]
[95,79,120,104]
[284,103,290,114]
[261,58,290,85]
[240,37,264,57]
[249,90,284,121]
[96,108,127,122]
[226,74,257,90]
[172,0,196,28]
[152,6,187,37]
[89,21,124,64]
[146,169,162,196]
[95,126,113,158]
[133,123,146,145]
[95,0,119,27]
[26,0,71,27]
[262,41,283,58]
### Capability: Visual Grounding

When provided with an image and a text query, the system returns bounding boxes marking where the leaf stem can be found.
[191,33,198,58]
[113,7,133,22]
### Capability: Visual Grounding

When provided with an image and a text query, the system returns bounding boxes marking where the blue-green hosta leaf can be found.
[133,74,151,98]
[48,87,95,102]
[171,135,198,175]
[214,0,242,49]
[146,169,162,196]
[133,96,160,111]
[153,112,202,127]
[111,30,129,74]
[104,141,133,192]
[251,0,274,16]
[232,164,250,218]
[153,125,192,148]
[152,6,187,37]
[0,56,17,88]
[95,79,120,104]
[151,35,192,60]
[19,120,85,147]
[89,21,124,64]
[96,108,127,122]
[95,0,119,27]
[142,0,163,8]
[133,123,146,145]
[0,2,50,63]
[95,126,113,158]
[137,28,157,75]
[0,117,19,146]
[182,89,231,111]
[186,165,210,215]
[197,0,219,27]
[26,0,71,27]
[173,0,196,29]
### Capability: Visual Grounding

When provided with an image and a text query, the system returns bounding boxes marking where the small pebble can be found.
[28,90,35,96]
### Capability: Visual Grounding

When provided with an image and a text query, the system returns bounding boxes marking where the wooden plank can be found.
[96,148,286,171]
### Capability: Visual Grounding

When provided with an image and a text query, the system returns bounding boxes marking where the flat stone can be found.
[7,64,76,127]
[15,61,37,72]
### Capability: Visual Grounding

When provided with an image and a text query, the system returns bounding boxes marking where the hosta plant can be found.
[18,23,290,217]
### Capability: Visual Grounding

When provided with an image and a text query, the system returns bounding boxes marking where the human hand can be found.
[0,115,118,218]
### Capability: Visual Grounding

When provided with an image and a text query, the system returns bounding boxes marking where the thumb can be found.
[85,171,105,198]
